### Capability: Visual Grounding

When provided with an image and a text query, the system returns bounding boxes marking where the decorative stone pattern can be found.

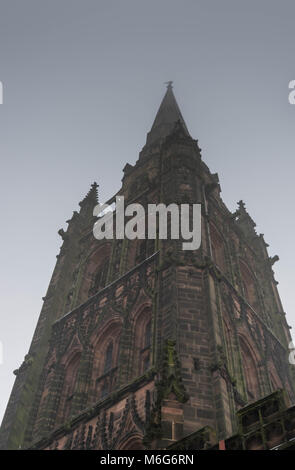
[1,86,294,450]
[26,253,158,445]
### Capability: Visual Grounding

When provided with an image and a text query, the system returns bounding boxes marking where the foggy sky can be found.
[0,0,295,423]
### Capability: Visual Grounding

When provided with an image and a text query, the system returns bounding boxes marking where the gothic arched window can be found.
[91,321,122,403]
[79,244,111,303]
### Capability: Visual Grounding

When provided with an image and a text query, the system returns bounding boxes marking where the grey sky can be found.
[0,0,294,423]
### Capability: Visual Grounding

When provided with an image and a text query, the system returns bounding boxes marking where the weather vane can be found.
[164,81,173,89]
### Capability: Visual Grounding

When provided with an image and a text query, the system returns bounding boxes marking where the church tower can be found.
[1,84,294,450]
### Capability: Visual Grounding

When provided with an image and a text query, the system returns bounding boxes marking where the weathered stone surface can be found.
[1,85,294,450]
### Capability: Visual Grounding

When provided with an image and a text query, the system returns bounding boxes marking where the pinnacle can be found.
[79,182,99,208]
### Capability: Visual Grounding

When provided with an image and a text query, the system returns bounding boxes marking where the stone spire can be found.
[146,82,190,146]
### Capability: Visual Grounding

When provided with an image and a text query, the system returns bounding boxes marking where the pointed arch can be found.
[90,317,123,402]
[78,242,112,303]
[239,336,260,402]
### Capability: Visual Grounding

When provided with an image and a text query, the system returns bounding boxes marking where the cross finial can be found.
[164,81,173,89]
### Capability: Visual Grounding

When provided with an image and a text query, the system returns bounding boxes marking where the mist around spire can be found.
[145,82,190,147]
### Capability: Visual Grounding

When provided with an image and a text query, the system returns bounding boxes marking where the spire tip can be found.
[164,80,173,89]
